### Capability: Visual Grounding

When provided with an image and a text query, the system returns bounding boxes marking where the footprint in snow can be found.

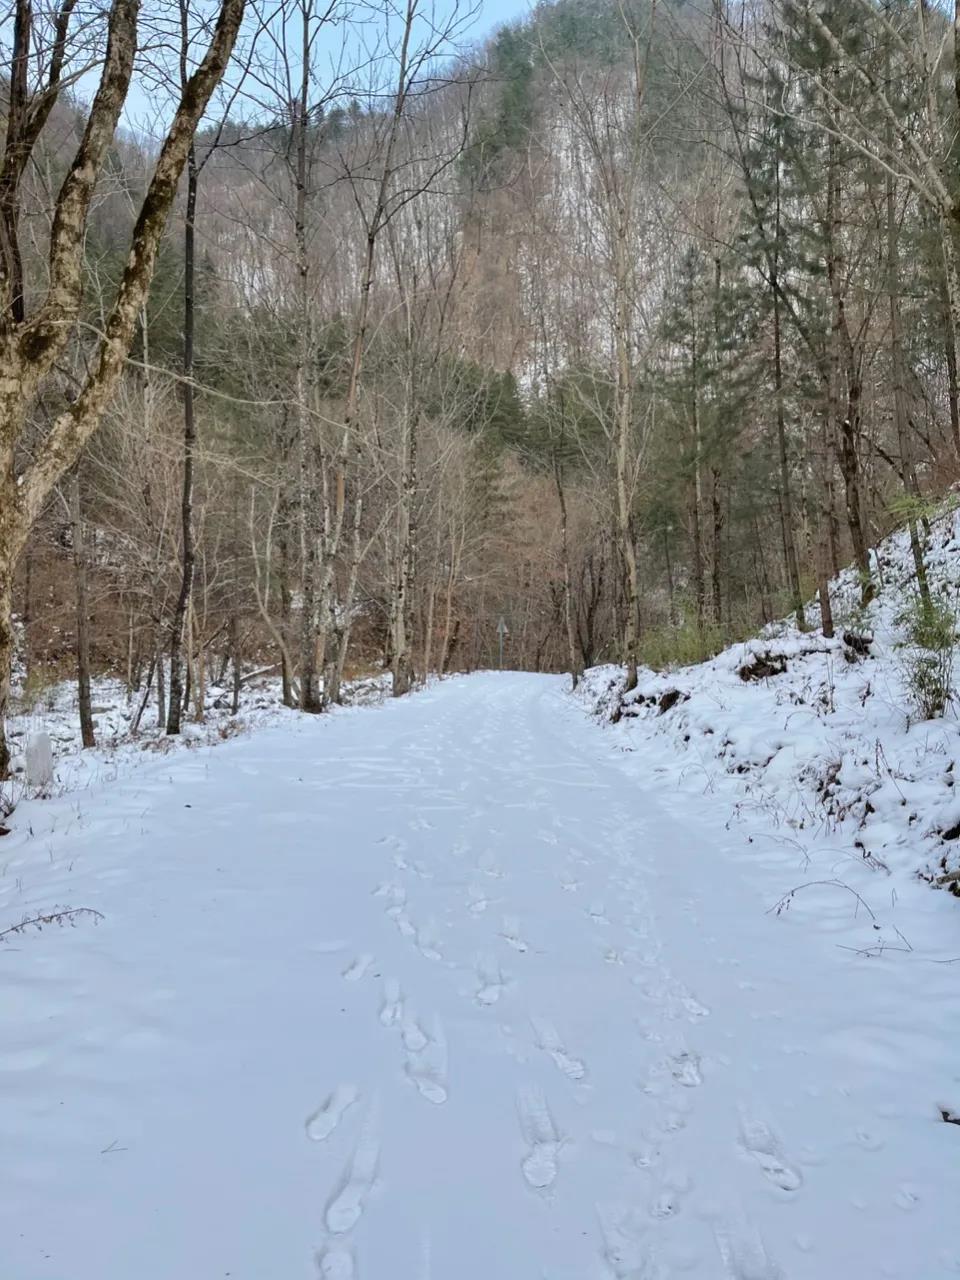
[380,885,403,911]
[306,1084,361,1142]
[475,957,506,1007]
[402,1010,429,1053]
[477,851,503,879]
[394,912,416,939]
[895,1184,920,1211]
[404,1015,448,1105]
[499,916,529,953]
[416,921,443,962]
[316,1243,356,1279]
[380,978,403,1027]
[377,833,408,852]
[712,1215,784,1280]
[657,1094,693,1135]
[597,1204,661,1279]
[531,1016,587,1081]
[466,883,492,915]
[739,1114,802,1192]
[668,1051,703,1088]
[649,1171,690,1220]
[679,994,710,1021]
[517,1085,561,1190]
[341,955,374,983]
[630,1137,661,1170]
[851,1126,884,1152]
[324,1112,380,1235]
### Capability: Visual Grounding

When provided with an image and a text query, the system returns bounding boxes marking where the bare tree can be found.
[0,0,246,775]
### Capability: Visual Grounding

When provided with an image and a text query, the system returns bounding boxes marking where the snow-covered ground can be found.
[1,671,388,813]
[2,672,958,1278]
[580,500,960,896]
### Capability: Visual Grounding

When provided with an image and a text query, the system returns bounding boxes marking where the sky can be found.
[117,0,531,139]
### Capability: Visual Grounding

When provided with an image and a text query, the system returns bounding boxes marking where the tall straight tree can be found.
[542,0,661,691]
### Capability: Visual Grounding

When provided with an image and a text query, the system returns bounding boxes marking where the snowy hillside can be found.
[578,499,960,898]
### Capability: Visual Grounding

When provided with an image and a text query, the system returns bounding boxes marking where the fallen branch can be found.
[767,878,877,922]
[0,906,104,944]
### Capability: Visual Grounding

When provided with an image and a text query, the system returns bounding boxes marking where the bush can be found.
[639,617,728,671]
[11,665,65,716]
[898,593,957,721]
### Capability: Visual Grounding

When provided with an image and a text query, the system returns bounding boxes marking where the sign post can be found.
[496,617,509,669]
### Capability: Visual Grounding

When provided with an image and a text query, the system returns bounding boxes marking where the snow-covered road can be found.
[2,673,958,1278]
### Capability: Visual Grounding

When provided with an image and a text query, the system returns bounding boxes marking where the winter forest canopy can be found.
[3,0,960,766]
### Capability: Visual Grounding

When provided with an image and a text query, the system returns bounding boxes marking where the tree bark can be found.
[885,116,930,606]
[554,447,581,688]
[166,134,199,735]
[0,0,245,775]
[70,470,95,748]
[826,127,873,604]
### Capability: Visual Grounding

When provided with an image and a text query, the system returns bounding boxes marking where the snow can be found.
[580,498,960,894]
[1,671,389,810]
[2,671,959,1278]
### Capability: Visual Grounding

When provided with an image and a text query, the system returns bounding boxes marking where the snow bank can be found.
[577,500,960,895]
[1,670,390,815]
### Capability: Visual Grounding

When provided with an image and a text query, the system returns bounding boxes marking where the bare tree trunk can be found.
[826,129,873,604]
[230,609,241,715]
[422,525,442,676]
[327,490,364,706]
[614,236,640,692]
[392,407,417,697]
[439,528,462,675]
[166,131,199,735]
[193,600,206,720]
[0,455,15,777]
[939,265,960,462]
[155,628,166,729]
[131,654,156,735]
[278,483,294,707]
[887,154,930,605]
[292,9,322,715]
[554,449,581,688]
[690,333,705,631]
[710,466,723,627]
[21,536,32,683]
[70,470,95,748]
[772,281,806,629]
[817,534,835,640]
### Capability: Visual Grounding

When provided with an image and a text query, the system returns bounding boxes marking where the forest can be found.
[5,5,960,1272]
[2,0,960,765]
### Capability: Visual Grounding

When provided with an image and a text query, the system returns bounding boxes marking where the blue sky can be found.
[119,0,532,138]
